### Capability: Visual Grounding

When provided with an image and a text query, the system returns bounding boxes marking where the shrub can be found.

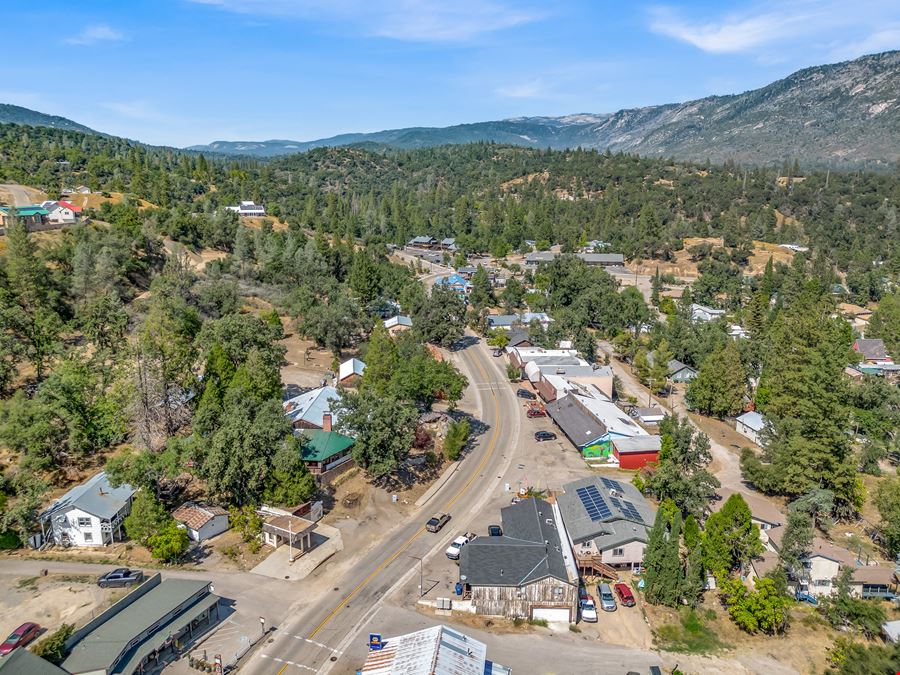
[443,419,470,461]
[32,623,74,664]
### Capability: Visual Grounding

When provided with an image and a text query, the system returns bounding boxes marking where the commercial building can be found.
[62,575,220,675]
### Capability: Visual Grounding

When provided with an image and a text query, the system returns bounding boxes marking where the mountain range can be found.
[2,51,898,167]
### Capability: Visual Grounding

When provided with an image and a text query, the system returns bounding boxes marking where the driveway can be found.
[0,183,46,207]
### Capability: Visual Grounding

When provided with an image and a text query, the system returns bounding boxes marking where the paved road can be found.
[242,335,521,675]
[0,183,42,207]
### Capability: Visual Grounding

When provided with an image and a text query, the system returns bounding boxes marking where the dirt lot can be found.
[64,191,155,210]
[0,571,127,641]
[629,237,795,278]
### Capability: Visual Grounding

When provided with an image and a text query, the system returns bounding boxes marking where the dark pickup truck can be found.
[97,568,144,588]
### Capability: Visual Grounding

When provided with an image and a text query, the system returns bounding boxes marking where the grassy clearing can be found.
[654,607,728,654]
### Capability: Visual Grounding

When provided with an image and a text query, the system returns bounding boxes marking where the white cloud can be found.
[64,24,125,46]
[649,1,900,57]
[495,79,544,98]
[187,0,540,42]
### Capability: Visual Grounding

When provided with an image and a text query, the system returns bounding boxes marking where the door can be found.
[531,607,571,623]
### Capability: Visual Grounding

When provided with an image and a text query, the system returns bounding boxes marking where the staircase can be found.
[575,554,619,580]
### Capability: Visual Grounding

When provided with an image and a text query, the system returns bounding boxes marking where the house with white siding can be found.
[172,503,230,542]
[39,472,135,547]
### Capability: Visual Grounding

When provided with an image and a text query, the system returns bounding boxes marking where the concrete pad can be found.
[250,523,343,582]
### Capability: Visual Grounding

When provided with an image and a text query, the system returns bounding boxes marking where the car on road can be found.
[534,431,557,442]
[445,532,476,560]
[597,583,617,612]
[525,406,546,418]
[580,596,598,623]
[516,388,536,400]
[426,512,451,533]
[0,623,40,656]
[487,525,503,537]
[97,568,144,588]
[614,582,636,607]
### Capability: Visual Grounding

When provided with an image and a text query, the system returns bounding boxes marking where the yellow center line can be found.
[307,346,501,641]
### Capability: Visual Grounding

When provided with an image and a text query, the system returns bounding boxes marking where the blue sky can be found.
[2,0,898,147]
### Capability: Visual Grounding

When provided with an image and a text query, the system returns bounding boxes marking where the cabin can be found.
[338,358,366,386]
[736,411,766,446]
[667,359,698,382]
[459,498,579,623]
[611,435,661,470]
[383,315,412,336]
[172,503,230,542]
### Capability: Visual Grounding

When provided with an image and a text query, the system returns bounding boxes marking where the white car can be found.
[445,533,476,560]
[580,597,598,623]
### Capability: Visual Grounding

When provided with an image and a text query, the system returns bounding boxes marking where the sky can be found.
[2,0,899,147]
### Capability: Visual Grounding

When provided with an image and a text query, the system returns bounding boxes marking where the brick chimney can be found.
[322,412,332,432]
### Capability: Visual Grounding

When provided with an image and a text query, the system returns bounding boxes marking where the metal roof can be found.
[544,395,606,448]
[0,648,67,675]
[572,396,647,438]
[361,624,505,675]
[339,358,366,381]
[612,436,662,454]
[383,315,413,329]
[62,578,213,674]
[283,386,341,428]
[40,472,135,521]
[300,429,355,462]
[736,411,766,432]
[459,498,573,588]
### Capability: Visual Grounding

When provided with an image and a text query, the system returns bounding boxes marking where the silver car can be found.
[597,583,617,612]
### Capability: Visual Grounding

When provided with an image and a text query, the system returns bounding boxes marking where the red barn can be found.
[612,436,661,470]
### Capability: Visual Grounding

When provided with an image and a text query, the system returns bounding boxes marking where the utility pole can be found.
[409,555,424,597]
[647,378,653,407]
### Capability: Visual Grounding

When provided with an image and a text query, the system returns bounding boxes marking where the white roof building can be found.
[226,201,266,217]
[573,396,648,438]
[338,358,366,383]
[691,303,726,323]
[283,386,341,429]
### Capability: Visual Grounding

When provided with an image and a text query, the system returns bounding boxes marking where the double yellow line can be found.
[305,345,501,643]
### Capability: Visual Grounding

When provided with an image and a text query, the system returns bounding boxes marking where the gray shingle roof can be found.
[544,395,606,448]
[459,498,572,587]
[0,648,66,675]
[40,472,135,521]
[557,476,655,549]
[855,338,888,361]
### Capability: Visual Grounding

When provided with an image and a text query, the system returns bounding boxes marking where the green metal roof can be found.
[300,429,354,463]
[0,206,49,217]
[62,578,211,674]
[0,648,67,675]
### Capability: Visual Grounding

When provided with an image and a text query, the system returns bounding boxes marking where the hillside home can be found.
[0,205,48,229]
[853,338,893,365]
[459,497,579,623]
[767,527,859,597]
[735,411,767,446]
[434,273,470,295]
[577,252,625,267]
[299,423,355,478]
[226,200,266,217]
[39,472,135,547]
[667,359,697,382]
[283,386,341,430]
[848,566,898,600]
[690,303,726,323]
[710,488,783,546]
[76,185,92,194]
[838,303,873,330]
[383,315,412,336]
[41,200,81,225]
[172,503,229,542]
[439,237,457,251]
[557,475,656,573]
[338,358,366,386]
[407,235,438,249]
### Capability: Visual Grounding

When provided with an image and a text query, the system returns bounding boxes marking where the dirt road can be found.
[0,183,47,207]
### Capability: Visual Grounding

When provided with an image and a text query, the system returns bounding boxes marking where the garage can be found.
[531,607,571,623]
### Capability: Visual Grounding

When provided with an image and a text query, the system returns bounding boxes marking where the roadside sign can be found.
[368,634,383,651]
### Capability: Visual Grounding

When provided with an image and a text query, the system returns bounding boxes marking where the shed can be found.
[735,411,766,446]
[172,503,229,542]
[633,406,665,424]
[338,358,366,385]
[612,436,662,470]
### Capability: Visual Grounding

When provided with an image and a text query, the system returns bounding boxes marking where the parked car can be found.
[492,348,504,357]
[580,596,598,623]
[487,525,503,537]
[516,388,536,400]
[0,623,40,656]
[97,568,144,589]
[578,585,590,603]
[526,407,546,418]
[426,512,451,533]
[534,431,557,442]
[597,583,617,612]
[614,582,636,607]
[445,533,476,560]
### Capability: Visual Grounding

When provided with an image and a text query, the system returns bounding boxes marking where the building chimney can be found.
[322,412,332,432]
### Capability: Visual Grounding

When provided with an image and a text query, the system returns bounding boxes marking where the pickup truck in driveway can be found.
[97,568,144,588]
[426,513,451,533]
[445,533,476,560]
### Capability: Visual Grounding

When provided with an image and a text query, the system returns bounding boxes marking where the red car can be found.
[525,407,546,418]
[0,622,40,655]
[614,583,636,607]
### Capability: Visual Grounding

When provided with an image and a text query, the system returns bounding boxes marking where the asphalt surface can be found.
[242,335,521,675]
[0,183,40,207]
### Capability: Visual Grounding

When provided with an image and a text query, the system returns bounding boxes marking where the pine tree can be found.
[651,267,662,307]
[686,341,746,417]
[362,322,398,395]
[469,265,493,310]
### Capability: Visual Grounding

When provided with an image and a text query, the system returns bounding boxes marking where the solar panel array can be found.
[621,500,643,521]
[600,477,624,492]
[576,485,612,522]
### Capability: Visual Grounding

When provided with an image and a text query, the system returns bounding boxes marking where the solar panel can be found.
[577,484,611,521]
[622,501,642,521]
[600,477,624,491]
[610,496,622,509]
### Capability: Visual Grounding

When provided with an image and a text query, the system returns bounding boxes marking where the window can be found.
[77,517,92,528]
[83,532,93,542]
[553,587,563,597]
[813,579,831,588]
[612,548,624,557]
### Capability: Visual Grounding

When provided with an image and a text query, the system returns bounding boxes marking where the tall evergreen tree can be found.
[686,341,746,417]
